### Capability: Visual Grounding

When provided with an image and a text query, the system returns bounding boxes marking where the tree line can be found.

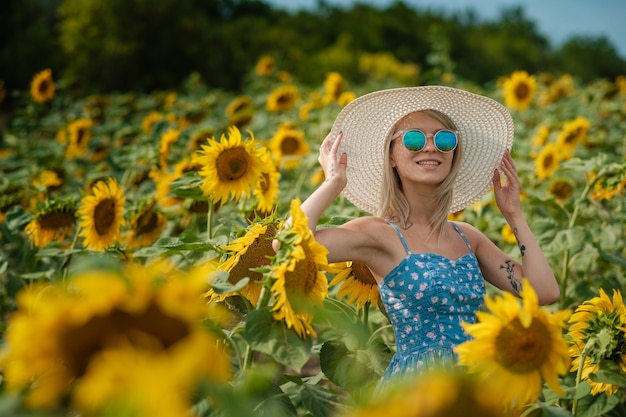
[1,0,625,102]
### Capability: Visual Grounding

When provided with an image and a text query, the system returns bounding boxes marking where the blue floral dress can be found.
[377,221,486,385]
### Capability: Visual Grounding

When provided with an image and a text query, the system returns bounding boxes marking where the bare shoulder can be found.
[450,221,489,247]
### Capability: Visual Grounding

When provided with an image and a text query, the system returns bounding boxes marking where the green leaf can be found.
[210,270,249,294]
[299,383,343,417]
[244,309,313,371]
[319,340,389,390]
[575,392,620,417]
[590,369,626,387]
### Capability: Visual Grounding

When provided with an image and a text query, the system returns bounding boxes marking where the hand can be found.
[319,131,347,190]
[492,150,522,217]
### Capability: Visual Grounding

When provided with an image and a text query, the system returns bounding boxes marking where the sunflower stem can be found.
[207,201,214,240]
[362,301,370,326]
[242,284,272,371]
[571,340,594,416]
[559,171,602,310]
[60,228,81,279]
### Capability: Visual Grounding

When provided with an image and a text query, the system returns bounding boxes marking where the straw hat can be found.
[329,85,514,214]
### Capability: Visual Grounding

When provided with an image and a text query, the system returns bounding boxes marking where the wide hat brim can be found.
[329,85,514,214]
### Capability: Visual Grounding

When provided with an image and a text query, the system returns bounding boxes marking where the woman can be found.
[293,86,559,384]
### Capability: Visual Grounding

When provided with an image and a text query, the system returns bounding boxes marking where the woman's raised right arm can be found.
[300,131,347,233]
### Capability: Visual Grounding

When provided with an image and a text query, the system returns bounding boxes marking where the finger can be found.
[331,131,343,153]
[492,169,502,190]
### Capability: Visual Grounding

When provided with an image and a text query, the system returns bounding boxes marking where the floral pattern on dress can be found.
[377,223,486,386]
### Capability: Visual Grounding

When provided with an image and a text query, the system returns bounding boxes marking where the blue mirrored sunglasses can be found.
[392,129,458,153]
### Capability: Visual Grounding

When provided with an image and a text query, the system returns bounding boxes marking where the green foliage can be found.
[2,0,625,101]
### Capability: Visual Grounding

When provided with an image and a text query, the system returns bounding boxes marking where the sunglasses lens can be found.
[434,130,458,152]
[402,130,426,152]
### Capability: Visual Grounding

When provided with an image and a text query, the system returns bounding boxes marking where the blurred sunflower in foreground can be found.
[339,368,504,417]
[568,288,626,396]
[270,198,329,338]
[455,279,571,408]
[0,259,232,416]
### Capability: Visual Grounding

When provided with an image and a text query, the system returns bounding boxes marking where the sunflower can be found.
[30,69,55,104]
[568,288,626,396]
[225,95,253,117]
[141,110,164,133]
[339,368,504,417]
[0,259,232,412]
[122,200,168,250]
[188,127,215,151]
[455,279,571,407]
[502,71,537,111]
[65,118,94,158]
[158,128,181,171]
[227,112,254,130]
[254,156,280,215]
[266,85,299,112]
[255,55,276,76]
[500,224,517,245]
[534,143,561,180]
[270,199,329,338]
[329,261,379,309]
[194,126,267,205]
[205,221,278,306]
[25,200,76,248]
[589,169,626,201]
[268,126,311,170]
[531,125,551,148]
[323,71,344,103]
[78,178,126,251]
[548,178,575,203]
[556,116,590,154]
[338,91,357,107]
[32,170,63,191]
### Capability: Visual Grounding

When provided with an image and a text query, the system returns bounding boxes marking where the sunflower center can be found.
[216,147,250,181]
[59,302,190,377]
[514,83,530,100]
[38,79,50,94]
[76,127,88,146]
[280,136,300,155]
[286,244,318,296]
[39,211,76,230]
[94,198,117,235]
[564,128,581,144]
[542,154,554,169]
[260,172,271,193]
[351,262,377,286]
[229,231,275,284]
[135,210,158,236]
[495,318,551,373]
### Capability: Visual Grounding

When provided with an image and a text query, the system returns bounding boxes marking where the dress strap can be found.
[387,221,411,255]
[451,222,474,254]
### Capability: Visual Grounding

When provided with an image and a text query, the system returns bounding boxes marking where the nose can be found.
[421,133,438,152]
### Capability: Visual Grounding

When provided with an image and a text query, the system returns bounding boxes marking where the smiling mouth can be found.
[417,161,440,166]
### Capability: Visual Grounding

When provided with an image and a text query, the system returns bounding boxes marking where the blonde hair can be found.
[378,109,464,241]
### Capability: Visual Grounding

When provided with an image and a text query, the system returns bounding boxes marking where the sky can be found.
[264,0,626,59]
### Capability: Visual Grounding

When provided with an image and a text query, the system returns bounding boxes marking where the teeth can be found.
[418,161,439,165]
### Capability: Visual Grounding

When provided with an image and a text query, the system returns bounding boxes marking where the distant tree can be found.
[555,35,626,82]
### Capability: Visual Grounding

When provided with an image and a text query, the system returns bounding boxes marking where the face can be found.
[389,111,456,184]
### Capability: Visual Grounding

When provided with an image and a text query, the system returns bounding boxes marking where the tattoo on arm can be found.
[513,227,526,257]
[500,259,522,294]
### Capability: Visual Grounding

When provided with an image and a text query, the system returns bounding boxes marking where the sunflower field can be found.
[0,56,625,417]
